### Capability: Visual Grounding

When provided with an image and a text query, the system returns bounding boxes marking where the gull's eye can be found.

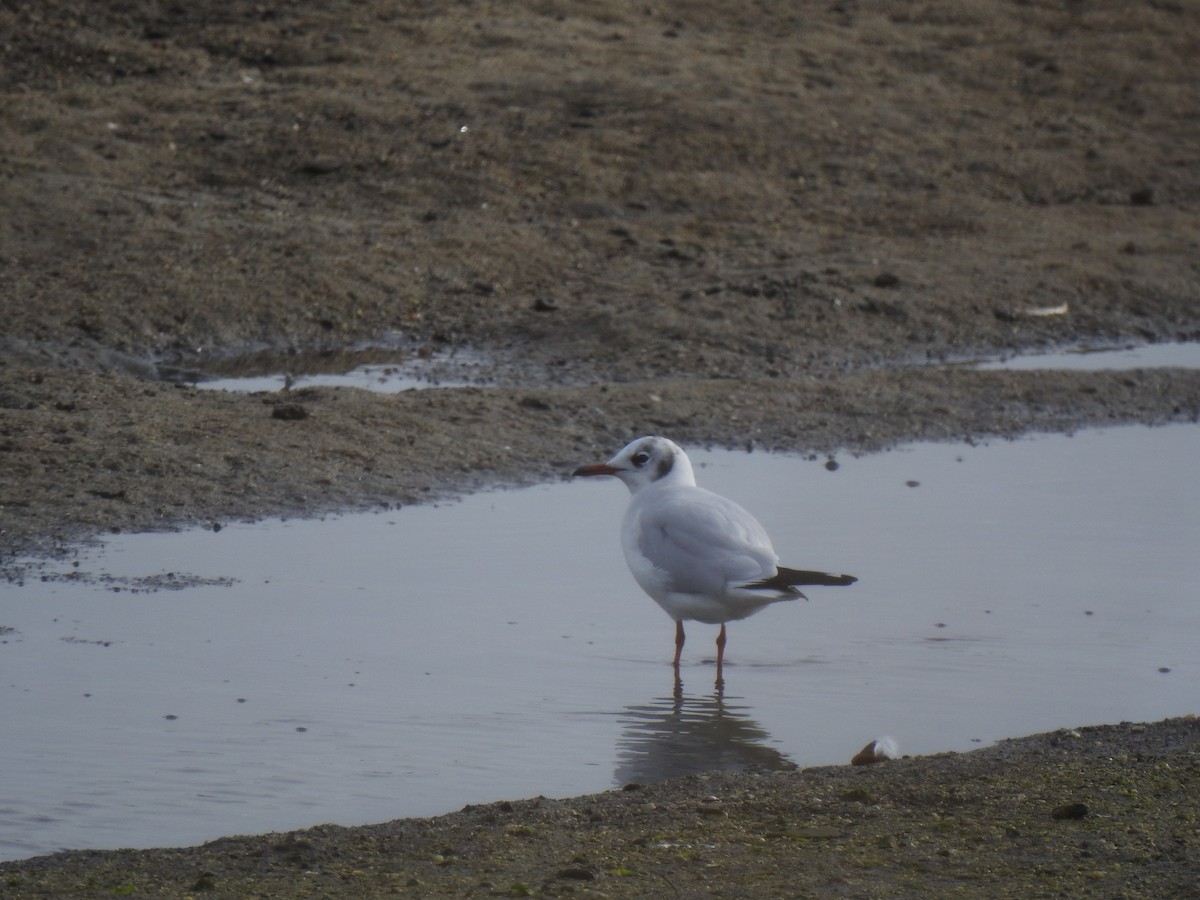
[631,451,651,467]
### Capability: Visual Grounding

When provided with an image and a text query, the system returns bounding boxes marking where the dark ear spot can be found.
[655,448,674,480]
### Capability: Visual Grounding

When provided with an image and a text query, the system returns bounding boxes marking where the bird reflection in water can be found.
[613,676,797,786]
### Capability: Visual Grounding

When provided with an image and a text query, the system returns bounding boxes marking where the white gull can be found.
[574,436,856,682]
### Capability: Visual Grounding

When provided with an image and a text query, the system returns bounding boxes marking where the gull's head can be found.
[572,435,696,494]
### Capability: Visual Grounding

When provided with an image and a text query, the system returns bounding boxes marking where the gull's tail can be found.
[745,567,857,596]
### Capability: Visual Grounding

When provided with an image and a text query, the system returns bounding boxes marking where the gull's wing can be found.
[630,487,777,595]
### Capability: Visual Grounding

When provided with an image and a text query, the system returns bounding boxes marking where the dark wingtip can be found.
[773,567,857,588]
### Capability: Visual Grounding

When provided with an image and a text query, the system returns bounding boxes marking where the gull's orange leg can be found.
[715,624,727,688]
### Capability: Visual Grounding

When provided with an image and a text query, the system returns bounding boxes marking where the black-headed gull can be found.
[574,436,856,681]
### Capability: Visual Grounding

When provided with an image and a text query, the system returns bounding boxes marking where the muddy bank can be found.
[4,0,1200,557]
[3,1,1199,378]
[3,0,1200,561]
[3,362,1199,565]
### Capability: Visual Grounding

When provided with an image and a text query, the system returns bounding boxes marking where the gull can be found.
[573,436,856,681]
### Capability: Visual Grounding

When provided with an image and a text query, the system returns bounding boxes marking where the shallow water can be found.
[192,342,1200,395]
[193,352,489,393]
[2,424,1197,860]
[973,340,1200,371]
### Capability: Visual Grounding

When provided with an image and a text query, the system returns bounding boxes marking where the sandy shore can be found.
[1,718,1197,897]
